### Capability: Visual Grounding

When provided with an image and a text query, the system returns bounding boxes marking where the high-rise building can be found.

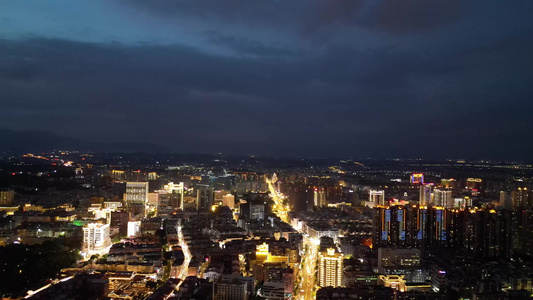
[419,184,433,206]
[374,205,420,248]
[374,205,450,249]
[196,184,214,211]
[370,190,386,206]
[515,209,533,256]
[431,207,447,247]
[411,173,424,185]
[164,182,184,209]
[512,187,530,208]
[318,248,343,288]
[82,223,111,255]
[0,189,14,206]
[375,207,392,247]
[125,182,148,217]
[314,187,326,207]
[433,189,453,208]
[125,182,148,204]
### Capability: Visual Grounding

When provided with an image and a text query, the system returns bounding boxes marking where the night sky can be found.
[1,1,533,160]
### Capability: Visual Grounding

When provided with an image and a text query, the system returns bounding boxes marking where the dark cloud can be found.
[1,2,533,159]
[205,31,301,58]
[122,0,468,37]
[361,0,466,35]
[1,34,532,159]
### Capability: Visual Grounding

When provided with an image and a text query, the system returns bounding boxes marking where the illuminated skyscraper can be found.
[318,248,344,287]
[419,184,433,206]
[370,190,386,206]
[374,205,417,248]
[314,187,326,207]
[126,182,148,204]
[431,207,447,247]
[415,206,430,249]
[164,182,184,209]
[376,207,392,246]
[433,189,453,208]
[410,173,424,184]
[125,182,148,217]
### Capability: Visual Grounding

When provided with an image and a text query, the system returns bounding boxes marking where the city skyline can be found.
[1,1,533,159]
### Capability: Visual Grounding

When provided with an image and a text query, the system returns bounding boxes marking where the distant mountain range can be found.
[0,129,169,153]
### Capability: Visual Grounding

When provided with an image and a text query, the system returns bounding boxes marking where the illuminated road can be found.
[298,236,318,300]
[175,224,191,289]
[266,177,317,300]
[266,178,289,223]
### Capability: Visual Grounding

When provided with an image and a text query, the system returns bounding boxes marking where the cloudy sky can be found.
[1,1,532,159]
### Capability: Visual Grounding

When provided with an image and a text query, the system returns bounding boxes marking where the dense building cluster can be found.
[1,152,533,299]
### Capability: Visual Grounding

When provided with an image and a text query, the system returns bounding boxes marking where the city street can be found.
[266,177,317,300]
